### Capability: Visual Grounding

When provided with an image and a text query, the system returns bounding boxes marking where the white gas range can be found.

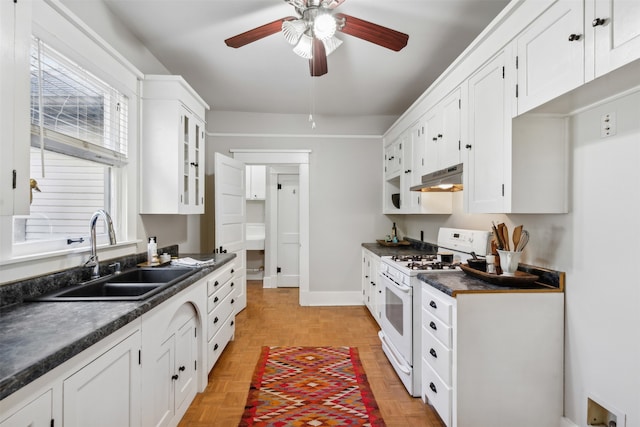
[378,228,491,397]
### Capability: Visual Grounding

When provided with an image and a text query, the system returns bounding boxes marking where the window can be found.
[12,38,128,255]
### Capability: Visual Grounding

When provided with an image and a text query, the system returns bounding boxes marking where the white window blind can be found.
[30,37,128,165]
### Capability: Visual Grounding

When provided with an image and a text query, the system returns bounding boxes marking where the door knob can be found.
[592,17,606,27]
[568,33,581,41]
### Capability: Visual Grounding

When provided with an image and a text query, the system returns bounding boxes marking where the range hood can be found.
[410,163,463,192]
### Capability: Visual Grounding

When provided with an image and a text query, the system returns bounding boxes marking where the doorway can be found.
[229,149,310,305]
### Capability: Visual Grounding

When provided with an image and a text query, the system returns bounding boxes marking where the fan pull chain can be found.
[308,75,317,129]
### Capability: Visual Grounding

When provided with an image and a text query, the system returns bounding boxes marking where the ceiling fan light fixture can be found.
[282,19,307,45]
[313,12,337,40]
[293,32,314,59]
[322,35,342,56]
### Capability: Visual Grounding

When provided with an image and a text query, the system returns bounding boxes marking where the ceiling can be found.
[99,0,510,117]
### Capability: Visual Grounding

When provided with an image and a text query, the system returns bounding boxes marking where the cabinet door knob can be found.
[437,134,443,138]
[429,300,437,309]
[214,281,219,287]
[214,296,219,303]
[230,282,234,287]
[465,144,472,150]
[178,365,186,372]
[568,33,582,41]
[190,162,199,167]
[231,269,234,274]
[213,316,219,324]
[214,343,219,351]
[429,382,437,393]
[429,321,437,331]
[432,137,438,141]
[430,348,438,358]
[231,299,235,304]
[171,374,179,381]
[592,17,606,27]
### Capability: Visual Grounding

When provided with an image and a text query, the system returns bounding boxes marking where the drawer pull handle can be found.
[430,382,437,394]
[178,365,185,372]
[568,33,581,41]
[231,299,235,304]
[592,17,606,27]
[172,374,179,381]
[231,269,235,274]
[429,321,437,331]
[213,317,219,324]
[214,296,219,303]
[214,281,219,287]
[430,348,438,358]
[231,320,235,326]
[429,300,437,309]
[231,282,234,287]
[214,343,219,351]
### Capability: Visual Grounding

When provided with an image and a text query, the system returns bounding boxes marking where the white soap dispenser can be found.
[147,237,158,264]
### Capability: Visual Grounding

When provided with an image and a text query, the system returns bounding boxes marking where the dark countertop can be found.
[362,238,438,257]
[0,252,235,401]
[418,264,565,297]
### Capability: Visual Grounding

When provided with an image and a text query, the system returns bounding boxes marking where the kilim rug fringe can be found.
[239,346,386,427]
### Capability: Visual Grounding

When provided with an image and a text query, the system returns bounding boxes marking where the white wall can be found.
[206,111,395,295]
[402,90,640,427]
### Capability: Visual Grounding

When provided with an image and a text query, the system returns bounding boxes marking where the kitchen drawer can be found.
[422,307,452,348]
[207,277,234,313]
[422,284,453,325]
[207,262,235,296]
[422,325,452,385]
[207,315,235,371]
[422,361,452,427]
[207,289,237,341]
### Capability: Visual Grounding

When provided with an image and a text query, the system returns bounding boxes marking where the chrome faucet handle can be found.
[109,262,121,274]
[84,255,98,268]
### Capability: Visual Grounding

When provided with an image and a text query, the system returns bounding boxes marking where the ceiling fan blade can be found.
[225,17,296,48]
[335,13,409,51]
[309,38,328,77]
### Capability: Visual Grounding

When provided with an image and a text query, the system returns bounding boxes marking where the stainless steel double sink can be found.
[30,268,198,302]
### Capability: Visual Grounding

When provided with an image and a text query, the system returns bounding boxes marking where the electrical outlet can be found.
[601,112,617,137]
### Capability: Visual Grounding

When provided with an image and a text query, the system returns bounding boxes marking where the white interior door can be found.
[276,174,299,287]
[214,152,247,311]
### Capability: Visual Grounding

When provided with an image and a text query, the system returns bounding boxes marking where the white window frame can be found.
[0,0,142,280]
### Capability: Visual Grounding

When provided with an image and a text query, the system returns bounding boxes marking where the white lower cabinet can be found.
[361,248,381,324]
[0,323,141,427]
[206,261,238,371]
[421,284,564,427]
[63,330,142,427]
[142,304,198,427]
[0,390,52,427]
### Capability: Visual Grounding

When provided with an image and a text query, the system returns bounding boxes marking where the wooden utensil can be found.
[499,223,510,251]
[513,225,523,251]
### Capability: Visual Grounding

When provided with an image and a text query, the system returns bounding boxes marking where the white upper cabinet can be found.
[589,0,640,79]
[141,75,209,214]
[466,51,511,214]
[384,138,402,180]
[0,0,31,216]
[245,165,266,200]
[514,0,585,115]
[466,49,569,214]
[424,88,462,174]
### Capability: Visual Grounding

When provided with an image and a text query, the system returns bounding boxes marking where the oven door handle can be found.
[378,331,411,375]
[380,272,411,293]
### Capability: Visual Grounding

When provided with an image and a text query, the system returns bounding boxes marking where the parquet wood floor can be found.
[178,281,446,427]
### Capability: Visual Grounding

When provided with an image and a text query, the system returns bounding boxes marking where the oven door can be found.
[379,270,413,365]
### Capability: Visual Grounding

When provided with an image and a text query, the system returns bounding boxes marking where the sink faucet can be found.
[85,209,117,279]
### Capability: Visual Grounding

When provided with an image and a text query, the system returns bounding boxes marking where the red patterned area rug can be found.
[239,346,386,427]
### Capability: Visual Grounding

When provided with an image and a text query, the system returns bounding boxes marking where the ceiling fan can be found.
[224,0,409,77]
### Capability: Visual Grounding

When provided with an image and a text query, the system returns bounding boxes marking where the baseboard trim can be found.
[299,291,363,307]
